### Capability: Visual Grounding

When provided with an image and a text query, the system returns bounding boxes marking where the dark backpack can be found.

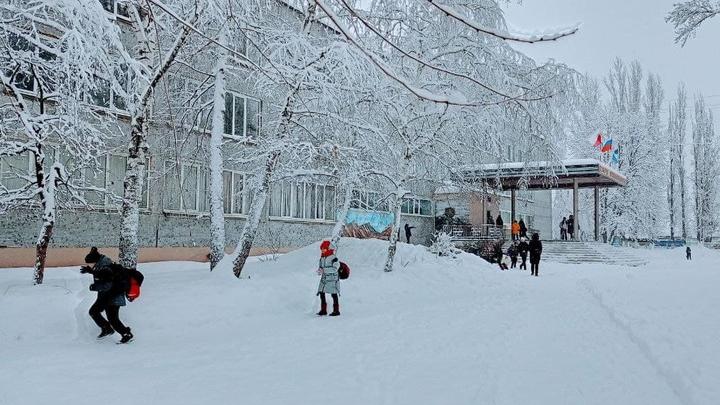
[338,262,350,280]
[108,264,144,301]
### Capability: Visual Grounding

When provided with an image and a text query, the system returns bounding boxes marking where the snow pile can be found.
[1,239,720,405]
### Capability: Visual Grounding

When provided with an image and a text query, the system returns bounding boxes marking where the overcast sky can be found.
[503,0,720,129]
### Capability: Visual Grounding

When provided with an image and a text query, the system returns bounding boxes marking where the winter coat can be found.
[405,224,415,237]
[89,255,126,307]
[507,245,518,258]
[518,241,529,258]
[495,215,504,227]
[560,220,567,231]
[317,253,340,295]
[567,218,574,233]
[519,221,527,234]
[511,222,520,235]
[529,240,543,264]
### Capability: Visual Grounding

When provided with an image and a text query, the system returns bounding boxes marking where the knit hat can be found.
[84,247,101,263]
[320,240,332,251]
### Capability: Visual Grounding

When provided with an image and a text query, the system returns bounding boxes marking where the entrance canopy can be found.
[456,159,627,242]
[459,159,627,190]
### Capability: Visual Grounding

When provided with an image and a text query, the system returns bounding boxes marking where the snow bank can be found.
[1,240,719,405]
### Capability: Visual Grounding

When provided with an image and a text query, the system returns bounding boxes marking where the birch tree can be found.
[117,0,201,268]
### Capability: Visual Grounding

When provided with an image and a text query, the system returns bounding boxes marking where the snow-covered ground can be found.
[1,239,719,405]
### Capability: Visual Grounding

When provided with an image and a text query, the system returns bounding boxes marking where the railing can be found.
[441,224,506,241]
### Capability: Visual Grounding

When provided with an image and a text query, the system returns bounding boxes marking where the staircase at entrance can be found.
[521,240,647,267]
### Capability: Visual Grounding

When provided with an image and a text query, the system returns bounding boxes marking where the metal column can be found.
[594,186,600,241]
[573,179,579,241]
[510,189,516,223]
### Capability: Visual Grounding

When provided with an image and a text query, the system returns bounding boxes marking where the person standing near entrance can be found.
[686,246,692,260]
[511,220,520,241]
[404,223,415,244]
[519,219,527,239]
[529,233,543,277]
[560,217,568,240]
[518,237,529,270]
[567,215,575,240]
[495,214,504,237]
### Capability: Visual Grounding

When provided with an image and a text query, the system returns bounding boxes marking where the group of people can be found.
[492,214,528,241]
[494,232,543,276]
[559,215,575,240]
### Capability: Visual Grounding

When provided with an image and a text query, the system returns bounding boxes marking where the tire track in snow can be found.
[579,279,696,405]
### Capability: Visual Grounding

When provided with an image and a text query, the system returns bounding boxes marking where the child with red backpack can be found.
[81,247,144,343]
[317,240,343,316]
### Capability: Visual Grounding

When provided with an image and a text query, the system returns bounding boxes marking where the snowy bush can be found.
[429,232,458,258]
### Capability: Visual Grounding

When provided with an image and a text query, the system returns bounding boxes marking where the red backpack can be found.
[125,268,145,302]
[338,262,350,280]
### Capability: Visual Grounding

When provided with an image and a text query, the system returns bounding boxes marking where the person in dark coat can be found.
[81,247,133,343]
[518,237,529,270]
[495,214,504,238]
[404,223,416,244]
[519,219,527,239]
[507,242,518,269]
[567,215,575,239]
[560,217,568,240]
[529,233,543,277]
[686,246,692,260]
[493,243,507,270]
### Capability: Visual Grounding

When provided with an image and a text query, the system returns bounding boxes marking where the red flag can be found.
[593,133,603,148]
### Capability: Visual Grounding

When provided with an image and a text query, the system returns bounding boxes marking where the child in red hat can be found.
[317,240,340,316]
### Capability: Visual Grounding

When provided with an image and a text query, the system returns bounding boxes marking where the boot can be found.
[119,328,133,344]
[329,302,340,317]
[317,303,327,316]
[97,327,114,339]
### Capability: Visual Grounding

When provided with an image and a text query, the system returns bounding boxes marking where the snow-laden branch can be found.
[666,0,720,46]
[425,0,579,43]
[313,0,487,107]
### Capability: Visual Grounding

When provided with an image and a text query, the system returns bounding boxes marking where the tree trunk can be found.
[208,30,228,270]
[330,185,353,245]
[118,115,149,268]
[383,190,404,272]
[231,150,281,277]
[32,150,57,285]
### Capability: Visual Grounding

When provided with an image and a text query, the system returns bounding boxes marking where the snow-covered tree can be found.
[667,0,720,46]
[691,94,719,242]
[0,0,127,284]
[117,0,201,268]
[669,84,690,239]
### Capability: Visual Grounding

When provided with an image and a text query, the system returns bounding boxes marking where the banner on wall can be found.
[341,209,395,240]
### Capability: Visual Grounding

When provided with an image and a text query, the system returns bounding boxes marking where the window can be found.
[99,0,130,19]
[86,72,130,112]
[401,197,433,217]
[268,181,336,221]
[83,154,148,208]
[222,170,246,215]
[350,190,389,212]
[170,75,211,129]
[164,161,206,212]
[0,153,30,191]
[223,92,261,138]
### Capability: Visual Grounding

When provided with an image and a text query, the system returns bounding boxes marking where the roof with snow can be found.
[458,159,627,190]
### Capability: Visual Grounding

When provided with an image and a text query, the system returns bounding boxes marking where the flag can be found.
[601,138,613,153]
[593,133,603,148]
[611,148,619,164]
